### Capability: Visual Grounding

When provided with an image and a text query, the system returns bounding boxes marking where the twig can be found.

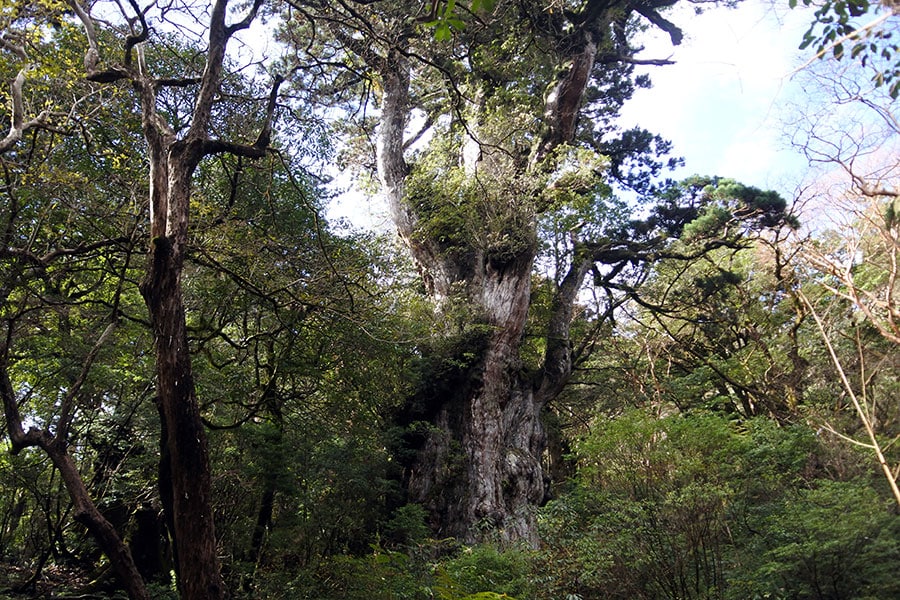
[790,11,892,77]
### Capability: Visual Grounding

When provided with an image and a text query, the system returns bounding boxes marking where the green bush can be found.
[728,479,900,600]
[535,409,900,600]
[435,545,532,599]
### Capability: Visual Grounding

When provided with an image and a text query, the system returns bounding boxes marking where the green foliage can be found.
[406,164,476,259]
[280,549,423,600]
[795,0,900,98]
[2,2,898,598]
[682,177,798,237]
[534,408,899,600]
[682,204,731,239]
[606,232,808,420]
[405,150,537,269]
[424,0,498,41]
[730,479,900,600]
[436,545,532,599]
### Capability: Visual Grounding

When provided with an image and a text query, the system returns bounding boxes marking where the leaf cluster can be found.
[795,0,900,98]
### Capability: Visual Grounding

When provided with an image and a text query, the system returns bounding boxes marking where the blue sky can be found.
[618,2,816,195]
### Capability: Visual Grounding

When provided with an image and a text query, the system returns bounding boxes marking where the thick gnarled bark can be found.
[405,254,545,543]
[324,0,689,545]
[376,47,558,543]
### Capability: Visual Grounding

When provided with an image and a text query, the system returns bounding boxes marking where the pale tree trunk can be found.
[405,254,546,543]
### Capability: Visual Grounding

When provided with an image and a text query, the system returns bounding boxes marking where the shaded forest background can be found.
[1,1,898,599]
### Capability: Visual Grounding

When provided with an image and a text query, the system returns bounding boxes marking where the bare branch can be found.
[191,0,263,140]
[1,361,50,454]
[597,53,676,66]
[226,0,266,36]
[154,76,203,88]
[536,251,593,405]
[821,421,877,449]
[122,0,149,67]
[202,139,268,158]
[634,5,683,46]
[253,73,285,148]
[798,289,900,508]
[0,34,28,61]
[200,73,285,158]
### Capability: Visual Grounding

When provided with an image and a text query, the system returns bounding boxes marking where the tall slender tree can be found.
[66,0,282,596]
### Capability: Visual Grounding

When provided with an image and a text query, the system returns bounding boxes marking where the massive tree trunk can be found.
[375,36,595,543]
[316,0,688,545]
[365,0,688,543]
[407,253,545,543]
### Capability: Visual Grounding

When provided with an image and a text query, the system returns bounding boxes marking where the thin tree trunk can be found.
[1,367,151,600]
[246,485,275,579]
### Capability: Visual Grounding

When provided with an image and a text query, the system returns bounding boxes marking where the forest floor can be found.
[0,562,124,600]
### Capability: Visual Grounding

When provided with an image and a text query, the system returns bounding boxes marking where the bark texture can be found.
[364,0,685,544]
[374,36,582,544]
[140,222,225,600]
[70,0,273,596]
[403,255,545,543]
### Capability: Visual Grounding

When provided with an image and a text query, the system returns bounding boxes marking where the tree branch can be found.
[202,139,268,158]
[1,362,50,454]
[253,73,285,148]
[0,68,51,154]
[54,320,118,447]
[226,0,266,37]
[798,289,900,507]
[634,5,684,46]
[596,53,676,66]
[154,76,204,88]
[0,33,28,61]
[200,73,284,157]
[69,0,101,73]
[122,0,149,68]
[536,250,593,406]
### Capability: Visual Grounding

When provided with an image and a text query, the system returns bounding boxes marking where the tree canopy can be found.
[0,1,898,599]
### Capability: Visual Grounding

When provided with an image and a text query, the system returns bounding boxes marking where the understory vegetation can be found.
[2,0,899,599]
